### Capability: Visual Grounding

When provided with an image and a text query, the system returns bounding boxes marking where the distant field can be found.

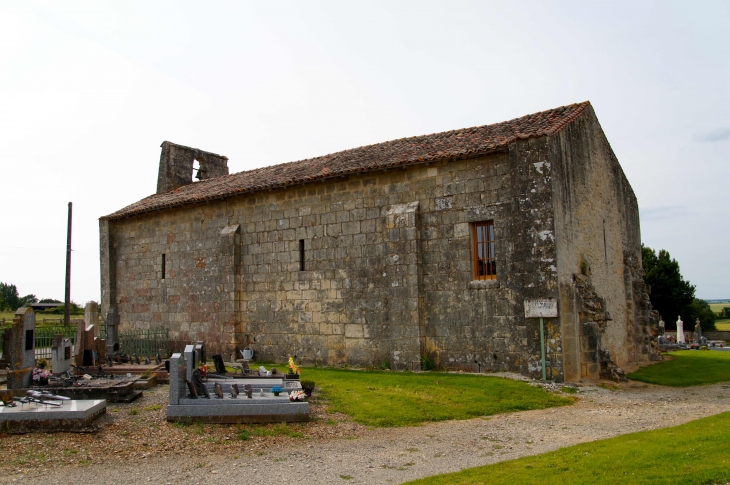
[0,311,82,323]
[710,302,730,314]
[711,302,730,330]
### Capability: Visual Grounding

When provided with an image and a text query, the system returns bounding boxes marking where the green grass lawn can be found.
[302,368,573,427]
[715,320,730,331]
[627,350,730,387]
[405,411,730,485]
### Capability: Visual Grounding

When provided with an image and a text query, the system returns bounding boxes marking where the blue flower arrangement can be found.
[271,386,283,396]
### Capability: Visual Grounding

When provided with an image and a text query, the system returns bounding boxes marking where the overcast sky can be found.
[1,0,728,304]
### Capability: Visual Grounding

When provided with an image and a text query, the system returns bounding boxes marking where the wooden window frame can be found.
[472,220,496,280]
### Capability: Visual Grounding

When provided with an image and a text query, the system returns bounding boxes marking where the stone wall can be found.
[103,144,563,377]
[705,331,730,342]
[101,109,649,381]
[551,105,652,381]
[156,141,229,194]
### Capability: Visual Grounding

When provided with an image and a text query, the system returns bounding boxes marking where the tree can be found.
[686,298,716,332]
[641,246,696,330]
[19,294,38,307]
[0,282,21,311]
[39,298,62,304]
[719,307,730,319]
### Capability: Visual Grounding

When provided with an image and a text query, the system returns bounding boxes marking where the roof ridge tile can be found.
[103,101,590,220]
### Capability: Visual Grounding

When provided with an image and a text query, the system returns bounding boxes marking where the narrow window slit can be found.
[299,240,305,271]
[162,253,166,280]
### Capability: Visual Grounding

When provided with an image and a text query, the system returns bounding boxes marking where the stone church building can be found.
[100,101,658,382]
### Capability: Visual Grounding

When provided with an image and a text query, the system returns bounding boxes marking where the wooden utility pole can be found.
[64,202,72,326]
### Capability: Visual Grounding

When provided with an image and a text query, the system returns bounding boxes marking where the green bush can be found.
[300,380,315,393]
[420,355,435,371]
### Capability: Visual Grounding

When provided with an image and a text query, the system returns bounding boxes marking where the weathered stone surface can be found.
[157,141,229,194]
[75,320,95,367]
[6,307,35,389]
[105,306,119,355]
[101,105,654,382]
[51,335,73,375]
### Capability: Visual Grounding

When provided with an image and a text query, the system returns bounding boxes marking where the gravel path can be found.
[5,378,730,485]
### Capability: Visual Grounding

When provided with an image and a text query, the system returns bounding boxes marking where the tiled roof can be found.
[103,101,590,220]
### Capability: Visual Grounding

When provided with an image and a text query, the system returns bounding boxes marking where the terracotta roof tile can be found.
[103,101,590,220]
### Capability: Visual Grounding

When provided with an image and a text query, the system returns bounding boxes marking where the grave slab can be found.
[0,399,106,433]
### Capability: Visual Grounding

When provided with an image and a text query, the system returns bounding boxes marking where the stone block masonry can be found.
[103,148,564,376]
[100,103,657,382]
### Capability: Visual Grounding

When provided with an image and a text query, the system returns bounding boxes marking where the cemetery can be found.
[166,346,309,424]
[0,304,727,482]
[0,305,311,434]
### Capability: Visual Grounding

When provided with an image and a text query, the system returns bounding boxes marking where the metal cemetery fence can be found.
[0,323,8,359]
[0,325,170,361]
[33,326,78,360]
[99,327,170,358]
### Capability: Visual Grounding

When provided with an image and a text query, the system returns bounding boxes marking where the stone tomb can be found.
[6,307,36,389]
[0,398,106,433]
[167,352,309,424]
[75,320,95,367]
[51,335,73,375]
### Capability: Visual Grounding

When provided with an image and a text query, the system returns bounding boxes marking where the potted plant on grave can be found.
[271,386,282,397]
[300,380,315,397]
[32,366,49,386]
[287,356,300,380]
[289,390,306,402]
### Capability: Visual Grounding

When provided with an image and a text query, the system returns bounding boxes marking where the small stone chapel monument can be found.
[6,307,36,389]
[51,335,73,375]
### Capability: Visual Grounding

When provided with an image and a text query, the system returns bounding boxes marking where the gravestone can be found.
[75,320,96,366]
[6,307,36,389]
[676,317,685,344]
[94,336,106,363]
[105,307,120,355]
[167,352,187,405]
[51,335,73,375]
[84,301,99,328]
[194,341,205,365]
[212,354,226,374]
[184,344,195,382]
[695,318,702,344]
[191,368,208,397]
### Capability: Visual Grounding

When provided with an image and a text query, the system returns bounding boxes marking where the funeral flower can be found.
[288,356,300,375]
[32,367,49,382]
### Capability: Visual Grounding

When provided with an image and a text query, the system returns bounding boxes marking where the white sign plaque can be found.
[524,298,558,318]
